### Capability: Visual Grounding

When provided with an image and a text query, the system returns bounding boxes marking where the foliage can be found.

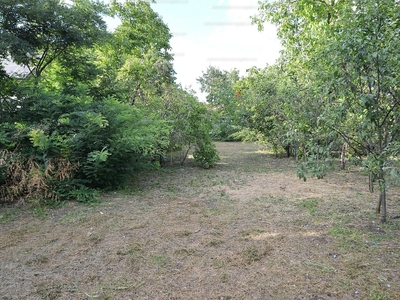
[0,0,218,203]
[193,138,219,169]
[142,84,219,168]
[231,66,285,153]
[0,90,171,202]
[197,66,242,141]
[93,0,174,103]
[0,0,108,78]
[0,149,76,203]
[253,0,400,222]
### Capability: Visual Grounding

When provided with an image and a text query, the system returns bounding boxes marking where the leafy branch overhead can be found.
[0,0,108,78]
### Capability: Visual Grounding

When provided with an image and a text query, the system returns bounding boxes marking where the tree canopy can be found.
[0,0,108,78]
[197,0,399,222]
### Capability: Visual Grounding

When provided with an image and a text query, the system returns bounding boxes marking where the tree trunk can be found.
[369,173,375,193]
[378,188,387,223]
[340,142,348,170]
[180,144,192,166]
[285,145,291,158]
[376,191,381,214]
[375,175,387,223]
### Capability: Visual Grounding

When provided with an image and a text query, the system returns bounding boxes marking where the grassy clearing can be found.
[0,141,399,299]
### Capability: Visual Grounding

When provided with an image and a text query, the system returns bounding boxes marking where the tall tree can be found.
[197,66,241,140]
[94,0,174,102]
[232,66,284,152]
[254,0,400,222]
[0,0,108,78]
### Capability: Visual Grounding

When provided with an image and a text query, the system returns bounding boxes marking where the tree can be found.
[254,0,400,222]
[1,0,172,201]
[197,66,242,141]
[139,84,219,168]
[0,0,108,78]
[323,0,400,222]
[0,0,219,203]
[93,0,174,102]
[232,66,287,153]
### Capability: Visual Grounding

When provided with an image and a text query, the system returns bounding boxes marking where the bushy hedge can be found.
[0,92,170,202]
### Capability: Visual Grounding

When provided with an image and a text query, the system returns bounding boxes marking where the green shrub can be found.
[193,139,220,169]
[0,92,170,201]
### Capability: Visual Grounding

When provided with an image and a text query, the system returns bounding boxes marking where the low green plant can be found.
[32,204,48,219]
[328,226,351,237]
[68,186,100,203]
[299,198,319,214]
[369,286,387,300]
[0,207,18,223]
[151,255,167,267]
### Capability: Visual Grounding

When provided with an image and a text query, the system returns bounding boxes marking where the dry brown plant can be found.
[0,150,77,203]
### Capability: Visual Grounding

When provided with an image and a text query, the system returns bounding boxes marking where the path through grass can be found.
[1,142,399,299]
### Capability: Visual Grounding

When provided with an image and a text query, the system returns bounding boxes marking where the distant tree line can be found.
[197,0,400,222]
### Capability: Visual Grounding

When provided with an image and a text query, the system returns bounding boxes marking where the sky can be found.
[108,0,283,101]
[3,0,282,101]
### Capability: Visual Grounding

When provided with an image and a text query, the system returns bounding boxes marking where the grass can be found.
[0,208,17,223]
[0,142,399,299]
[298,197,319,214]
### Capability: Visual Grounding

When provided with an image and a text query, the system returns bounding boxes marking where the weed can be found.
[213,259,226,269]
[302,261,335,274]
[0,208,18,223]
[298,198,319,214]
[69,186,100,203]
[175,230,192,237]
[369,286,387,300]
[220,273,229,282]
[240,242,273,265]
[328,226,351,236]
[240,228,265,237]
[174,248,200,256]
[151,255,167,267]
[35,281,62,300]
[202,208,221,217]
[60,211,87,224]
[267,195,285,203]
[32,203,48,219]
[44,198,66,209]
[208,240,224,247]
[116,244,143,256]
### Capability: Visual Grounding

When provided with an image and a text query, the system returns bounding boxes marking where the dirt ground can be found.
[1,142,399,300]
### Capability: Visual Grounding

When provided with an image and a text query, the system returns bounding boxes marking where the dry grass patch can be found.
[0,142,399,299]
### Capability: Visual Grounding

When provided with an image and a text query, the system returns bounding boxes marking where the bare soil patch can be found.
[1,142,399,299]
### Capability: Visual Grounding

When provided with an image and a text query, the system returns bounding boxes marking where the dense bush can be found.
[0,0,218,204]
[0,91,170,202]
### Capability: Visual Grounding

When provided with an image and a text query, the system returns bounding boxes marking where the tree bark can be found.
[375,174,387,223]
[340,142,348,170]
[376,191,381,214]
[285,145,291,158]
[369,173,375,193]
[380,188,387,223]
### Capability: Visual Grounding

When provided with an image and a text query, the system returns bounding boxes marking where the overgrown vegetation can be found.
[197,0,400,222]
[0,0,219,203]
